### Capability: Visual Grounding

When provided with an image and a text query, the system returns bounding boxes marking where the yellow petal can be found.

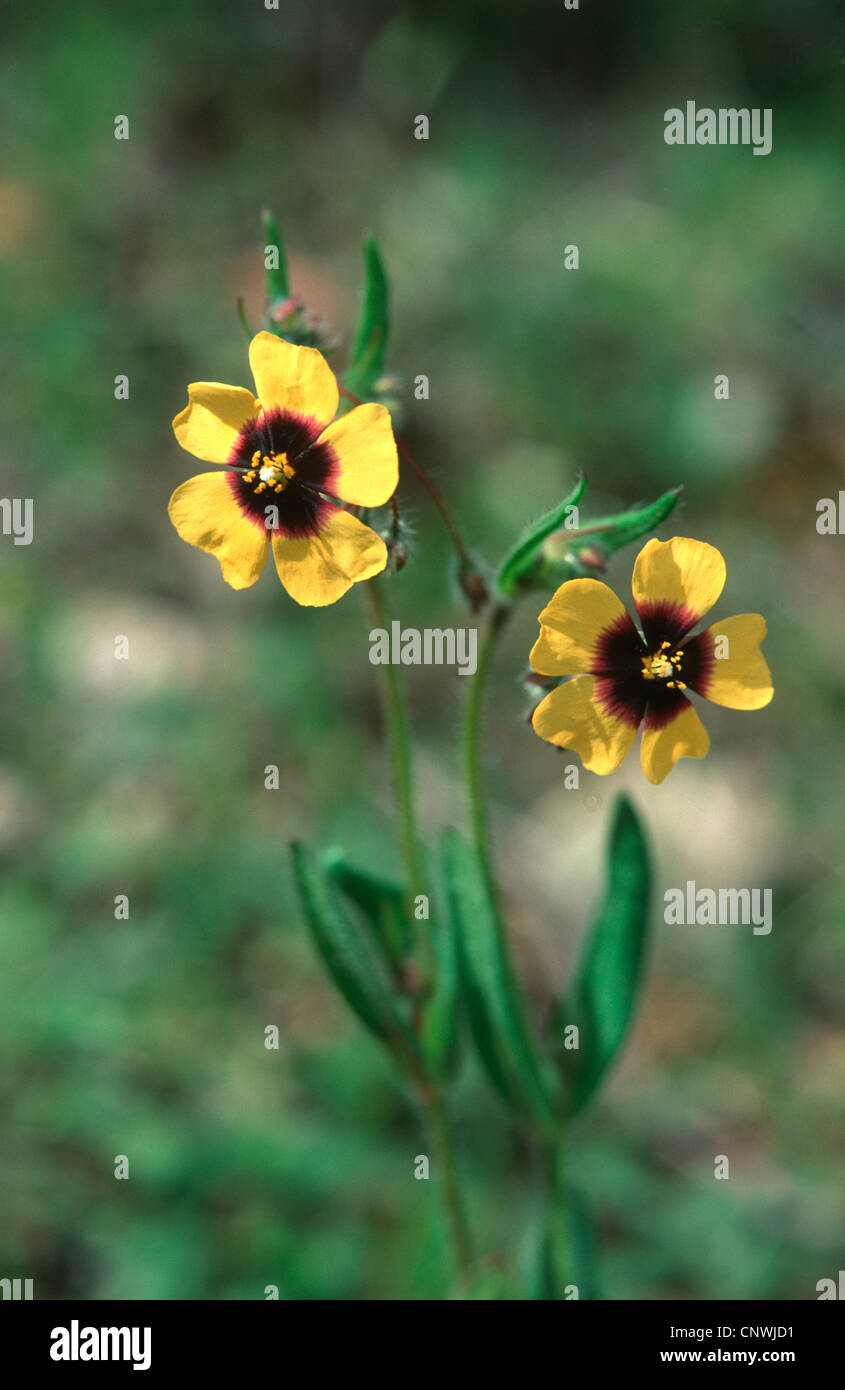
[271,508,387,606]
[172,383,257,463]
[640,701,710,785]
[699,614,773,710]
[530,579,630,676]
[531,676,637,775]
[632,537,726,626]
[168,472,269,589]
[248,331,338,426]
[316,403,399,506]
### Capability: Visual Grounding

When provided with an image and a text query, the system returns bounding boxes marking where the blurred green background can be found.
[1,0,843,1299]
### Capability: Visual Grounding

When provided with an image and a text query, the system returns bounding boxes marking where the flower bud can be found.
[388,538,409,573]
[269,295,305,325]
[523,670,558,692]
[575,544,607,571]
[459,565,490,613]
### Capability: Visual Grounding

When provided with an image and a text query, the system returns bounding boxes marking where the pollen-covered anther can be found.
[641,643,686,683]
[247,450,295,495]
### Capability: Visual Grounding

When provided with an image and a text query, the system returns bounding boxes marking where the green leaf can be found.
[442,829,555,1127]
[321,848,409,970]
[343,232,388,399]
[496,474,587,598]
[555,794,652,1115]
[261,208,290,305]
[586,486,683,557]
[290,843,424,1076]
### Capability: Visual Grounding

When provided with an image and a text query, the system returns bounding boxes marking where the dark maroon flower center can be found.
[591,601,715,731]
[226,406,340,539]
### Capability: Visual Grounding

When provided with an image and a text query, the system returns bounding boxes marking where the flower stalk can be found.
[418,1081,475,1281]
[168,212,773,1300]
[363,574,431,979]
[364,575,475,1281]
[462,600,512,892]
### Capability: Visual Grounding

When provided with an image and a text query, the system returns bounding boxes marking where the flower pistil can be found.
[641,640,686,690]
[241,449,296,494]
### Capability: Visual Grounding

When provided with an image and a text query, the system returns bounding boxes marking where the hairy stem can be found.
[420,1082,475,1282]
[462,601,513,889]
[365,575,474,1281]
[340,384,474,571]
[539,1136,572,1300]
[364,577,429,964]
[392,432,472,569]
[463,598,575,1300]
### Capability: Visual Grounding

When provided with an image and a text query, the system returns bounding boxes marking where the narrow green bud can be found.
[504,484,684,595]
[585,486,684,558]
[261,208,290,305]
[343,232,389,401]
[496,474,587,598]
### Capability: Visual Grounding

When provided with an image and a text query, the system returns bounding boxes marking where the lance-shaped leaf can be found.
[343,232,389,400]
[261,208,290,306]
[290,842,424,1076]
[442,829,555,1127]
[555,794,652,1115]
[496,474,587,598]
[321,847,409,971]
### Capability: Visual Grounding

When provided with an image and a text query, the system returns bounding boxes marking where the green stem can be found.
[364,576,428,962]
[341,385,473,572]
[462,601,512,888]
[421,1083,474,1281]
[365,576,474,1282]
[463,598,576,1299]
[539,1136,572,1299]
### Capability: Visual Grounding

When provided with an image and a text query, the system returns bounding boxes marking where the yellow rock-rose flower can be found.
[168,332,398,605]
[530,537,773,784]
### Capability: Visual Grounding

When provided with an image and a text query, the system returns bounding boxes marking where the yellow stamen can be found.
[642,644,686,683]
[247,450,294,494]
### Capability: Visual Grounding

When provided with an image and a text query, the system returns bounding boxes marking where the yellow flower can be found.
[530,537,773,785]
[168,332,398,605]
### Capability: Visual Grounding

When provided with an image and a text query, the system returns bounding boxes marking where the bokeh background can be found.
[2,0,843,1299]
